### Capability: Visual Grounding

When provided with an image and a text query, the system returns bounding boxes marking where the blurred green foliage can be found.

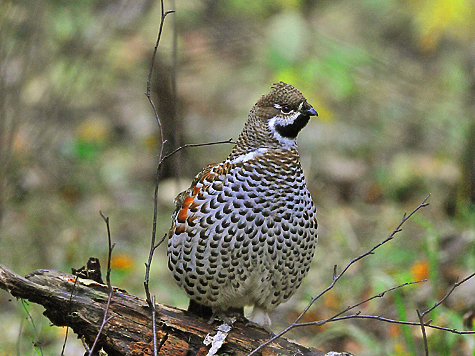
[1,0,475,355]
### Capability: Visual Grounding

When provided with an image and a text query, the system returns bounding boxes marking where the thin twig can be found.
[283,269,475,352]
[100,211,115,290]
[60,314,70,355]
[247,280,426,356]
[319,314,475,334]
[422,271,475,317]
[81,336,90,354]
[247,194,431,356]
[417,309,429,356]
[143,5,175,356]
[302,194,430,320]
[143,0,175,307]
[142,0,235,307]
[21,300,44,356]
[61,276,79,356]
[153,233,168,250]
[295,280,427,330]
[161,139,234,164]
[152,295,157,356]
[301,194,430,323]
[88,212,115,355]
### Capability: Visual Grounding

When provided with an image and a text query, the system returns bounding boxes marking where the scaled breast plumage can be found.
[167,82,318,327]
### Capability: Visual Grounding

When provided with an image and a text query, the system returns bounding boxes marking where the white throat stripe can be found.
[230,148,268,164]
[268,116,297,149]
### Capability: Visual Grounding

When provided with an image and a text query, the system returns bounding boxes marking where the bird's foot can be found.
[247,305,274,334]
[244,320,275,335]
[208,307,245,325]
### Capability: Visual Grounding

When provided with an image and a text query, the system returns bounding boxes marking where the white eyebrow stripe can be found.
[229,148,269,164]
[298,101,303,110]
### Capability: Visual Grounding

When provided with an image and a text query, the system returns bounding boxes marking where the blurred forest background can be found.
[1,0,475,355]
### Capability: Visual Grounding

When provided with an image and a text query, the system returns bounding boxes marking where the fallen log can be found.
[0,264,330,356]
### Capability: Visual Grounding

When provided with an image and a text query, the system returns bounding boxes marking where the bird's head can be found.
[253,81,317,147]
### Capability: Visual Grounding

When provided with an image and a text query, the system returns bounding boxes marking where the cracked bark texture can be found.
[0,264,326,356]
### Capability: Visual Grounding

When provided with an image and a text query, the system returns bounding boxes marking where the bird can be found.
[167,81,318,330]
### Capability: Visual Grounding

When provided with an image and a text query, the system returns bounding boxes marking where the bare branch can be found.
[152,295,157,356]
[161,138,235,164]
[142,0,234,309]
[81,336,90,354]
[247,195,431,356]
[322,314,475,335]
[153,233,168,250]
[21,299,43,356]
[294,280,426,329]
[417,309,429,356]
[100,211,115,289]
[87,212,115,355]
[298,194,431,323]
[61,276,79,356]
[422,271,475,317]
[284,271,475,350]
[143,0,175,308]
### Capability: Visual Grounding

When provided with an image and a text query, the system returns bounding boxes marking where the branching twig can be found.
[247,280,426,356]
[61,276,78,356]
[247,194,431,356]
[413,271,475,356]
[285,269,475,333]
[142,1,235,307]
[161,139,235,164]
[152,295,157,356]
[81,336,90,354]
[299,194,430,323]
[247,194,475,356]
[141,4,236,356]
[417,309,429,356]
[100,211,115,290]
[322,314,475,334]
[87,212,115,355]
[143,0,175,308]
[421,271,475,318]
[293,280,426,330]
[21,299,43,356]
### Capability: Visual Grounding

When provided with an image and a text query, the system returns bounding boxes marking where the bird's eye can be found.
[281,105,292,114]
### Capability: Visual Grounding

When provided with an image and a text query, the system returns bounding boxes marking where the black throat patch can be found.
[275,113,311,139]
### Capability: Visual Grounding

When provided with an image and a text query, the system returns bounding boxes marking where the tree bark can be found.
[0,264,327,356]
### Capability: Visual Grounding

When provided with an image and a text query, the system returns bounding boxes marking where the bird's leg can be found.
[188,299,213,319]
[209,307,245,325]
[247,305,274,335]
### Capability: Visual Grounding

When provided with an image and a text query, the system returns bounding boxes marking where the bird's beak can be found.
[307,107,318,117]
